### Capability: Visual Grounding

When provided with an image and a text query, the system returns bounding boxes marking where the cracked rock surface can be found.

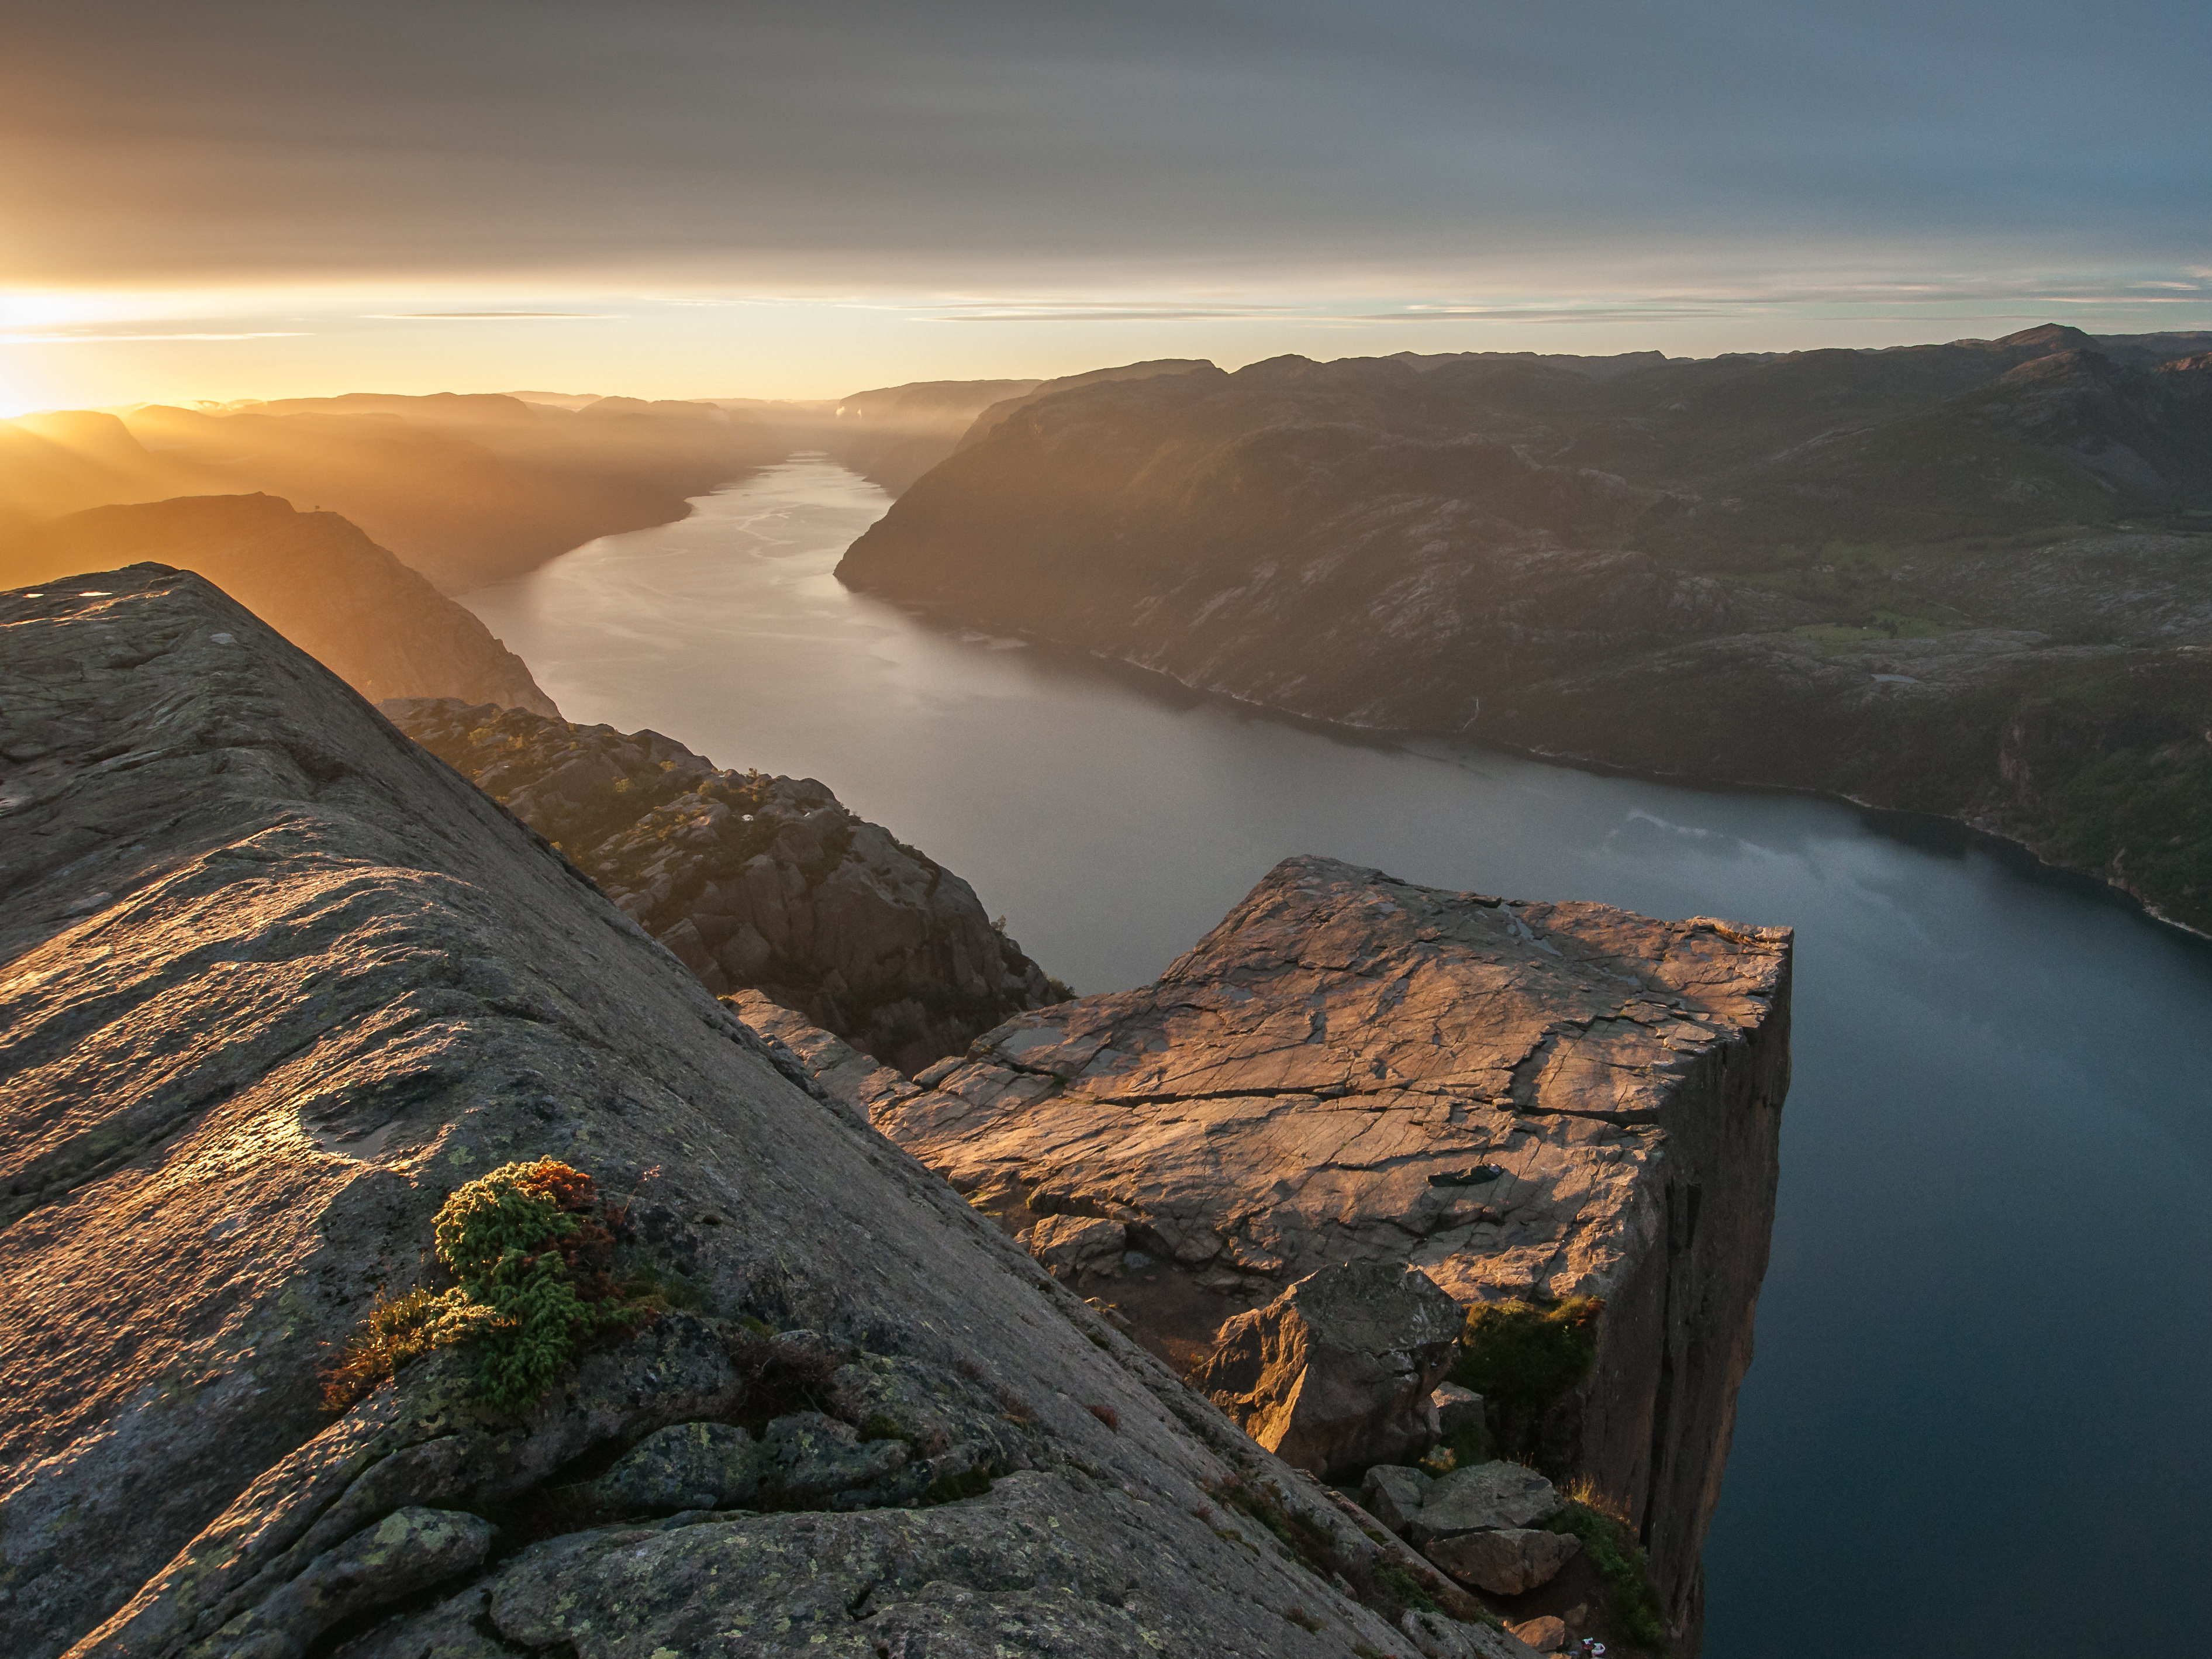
[734,853,1791,1653]
[1,568,1493,1659]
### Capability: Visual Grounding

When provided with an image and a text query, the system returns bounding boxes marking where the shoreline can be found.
[866,590,2212,950]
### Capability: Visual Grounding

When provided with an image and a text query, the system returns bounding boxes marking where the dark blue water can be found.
[465,457,2212,1658]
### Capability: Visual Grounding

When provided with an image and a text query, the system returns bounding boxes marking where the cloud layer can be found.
[5,0,2207,290]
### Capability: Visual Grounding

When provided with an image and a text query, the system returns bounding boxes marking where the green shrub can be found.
[323,1158,651,1414]
[1546,1494,1670,1653]
[1450,1296,1602,1471]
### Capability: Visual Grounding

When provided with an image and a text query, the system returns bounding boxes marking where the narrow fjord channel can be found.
[465,457,2212,1658]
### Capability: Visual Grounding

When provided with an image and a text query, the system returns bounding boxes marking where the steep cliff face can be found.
[387,698,1062,1072]
[3,496,556,715]
[837,330,2212,934]
[737,857,1792,1653]
[0,569,1521,1659]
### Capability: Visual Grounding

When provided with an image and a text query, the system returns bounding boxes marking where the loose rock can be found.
[1193,1261,1462,1478]
[1403,1462,1562,1546]
[1424,1526,1582,1595]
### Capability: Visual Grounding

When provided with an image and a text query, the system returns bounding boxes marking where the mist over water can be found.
[465,457,2212,1658]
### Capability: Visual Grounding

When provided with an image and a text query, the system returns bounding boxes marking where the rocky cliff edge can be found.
[736,856,1792,1651]
[0,568,1528,1659]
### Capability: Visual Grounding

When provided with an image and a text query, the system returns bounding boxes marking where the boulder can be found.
[1424,1526,1582,1595]
[1192,1261,1462,1478]
[1022,1213,1128,1279]
[1506,1615,1569,1653]
[1361,1464,1435,1534]
[1403,1462,1561,1545]
[1431,1381,1486,1437]
[756,1410,910,1503]
[595,1420,764,1514]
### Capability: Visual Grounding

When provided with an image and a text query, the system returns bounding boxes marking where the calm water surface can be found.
[467,458,2212,1658]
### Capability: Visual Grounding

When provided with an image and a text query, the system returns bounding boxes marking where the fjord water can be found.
[465,457,2212,1657]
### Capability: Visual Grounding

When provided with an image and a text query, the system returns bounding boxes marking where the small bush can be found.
[322,1159,653,1415]
[1086,1402,1121,1431]
[1451,1296,1602,1471]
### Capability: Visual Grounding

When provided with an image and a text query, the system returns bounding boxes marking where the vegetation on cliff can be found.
[324,1159,653,1412]
[1451,1297,1603,1474]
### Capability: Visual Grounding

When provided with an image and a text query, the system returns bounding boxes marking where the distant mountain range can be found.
[1,392,784,592]
[839,327,2212,933]
[1,494,556,714]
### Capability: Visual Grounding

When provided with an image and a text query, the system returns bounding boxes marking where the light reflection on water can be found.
[465,457,2212,1658]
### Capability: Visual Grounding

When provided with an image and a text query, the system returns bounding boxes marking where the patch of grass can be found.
[1546,1485,1670,1655]
[1086,1402,1121,1431]
[1451,1296,1601,1474]
[320,1287,443,1412]
[1283,1605,1324,1632]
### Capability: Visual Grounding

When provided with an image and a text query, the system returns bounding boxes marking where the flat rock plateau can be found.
[0,567,1533,1659]
[737,856,1793,1647]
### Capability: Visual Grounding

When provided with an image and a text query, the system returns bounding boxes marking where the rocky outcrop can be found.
[838,329,2212,934]
[1,495,555,715]
[734,855,1792,1651]
[387,696,1064,1073]
[1192,1261,1463,1478]
[0,566,1493,1659]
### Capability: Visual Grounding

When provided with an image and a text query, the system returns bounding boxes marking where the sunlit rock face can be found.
[0,568,1479,1659]
[737,854,1792,1651]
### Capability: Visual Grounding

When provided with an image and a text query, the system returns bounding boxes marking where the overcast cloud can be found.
[5,0,2207,289]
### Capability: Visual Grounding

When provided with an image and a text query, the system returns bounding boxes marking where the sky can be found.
[3,0,2208,412]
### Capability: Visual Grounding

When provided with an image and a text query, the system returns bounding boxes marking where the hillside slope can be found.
[840,327,2212,933]
[2,494,555,714]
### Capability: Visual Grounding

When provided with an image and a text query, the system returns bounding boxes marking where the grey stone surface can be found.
[594,1420,764,1515]
[1362,1464,1435,1534]
[0,570,1504,1659]
[1402,1608,1548,1659]
[203,1507,494,1659]
[1194,1261,1462,1478]
[1432,1381,1486,1437]
[1405,1462,1562,1545]
[1424,1526,1582,1595]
